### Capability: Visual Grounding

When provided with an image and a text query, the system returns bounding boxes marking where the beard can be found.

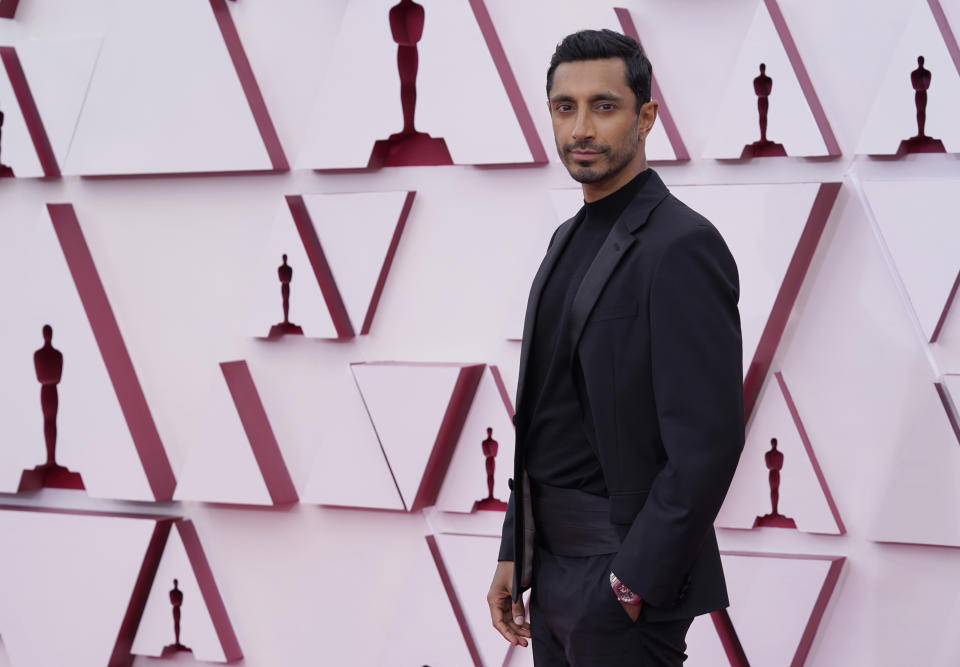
[559,127,640,184]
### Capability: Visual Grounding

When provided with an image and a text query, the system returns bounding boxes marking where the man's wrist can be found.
[609,571,642,606]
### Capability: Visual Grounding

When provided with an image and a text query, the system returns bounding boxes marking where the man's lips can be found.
[569,150,601,160]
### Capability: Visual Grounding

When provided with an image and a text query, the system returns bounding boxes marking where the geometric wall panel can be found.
[351,361,485,512]
[14,38,101,173]
[378,537,476,666]
[0,204,174,501]
[131,520,242,663]
[300,366,405,511]
[717,371,845,535]
[64,0,273,175]
[0,46,59,177]
[436,365,514,513]
[430,533,509,667]
[248,191,414,340]
[297,0,545,169]
[721,552,844,667]
[857,0,960,156]
[862,179,960,342]
[174,360,298,507]
[0,509,165,667]
[546,181,840,418]
[703,0,839,159]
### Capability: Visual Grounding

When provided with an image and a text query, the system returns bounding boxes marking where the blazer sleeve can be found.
[610,223,745,608]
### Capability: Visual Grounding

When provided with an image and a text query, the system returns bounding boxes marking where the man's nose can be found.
[571,109,594,143]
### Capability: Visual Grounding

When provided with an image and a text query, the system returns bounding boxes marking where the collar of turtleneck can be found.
[582,167,652,227]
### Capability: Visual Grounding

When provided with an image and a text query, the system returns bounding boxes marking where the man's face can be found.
[548,58,651,185]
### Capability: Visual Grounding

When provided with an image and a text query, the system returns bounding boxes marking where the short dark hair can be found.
[546,29,652,112]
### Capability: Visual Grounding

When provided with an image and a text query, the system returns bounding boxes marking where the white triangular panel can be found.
[247,201,337,339]
[434,533,512,667]
[862,179,960,341]
[17,37,102,168]
[65,0,270,175]
[379,538,475,666]
[298,0,531,169]
[131,527,228,662]
[703,2,827,158]
[303,190,410,333]
[351,363,462,508]
[0,510,157,667]
[723,553,839,666]
[173,366,273,506]
[0,50,43,177]
[857,0,960,155]
[301,367,404,510]
[0,208,153,500]
[717,375,841,534]
[436,366,514,513]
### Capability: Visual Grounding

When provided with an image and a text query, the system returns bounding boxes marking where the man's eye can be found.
[596,103,615,111]
[556,104,573,112]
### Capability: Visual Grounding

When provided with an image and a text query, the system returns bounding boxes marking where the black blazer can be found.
[500,168,745,622]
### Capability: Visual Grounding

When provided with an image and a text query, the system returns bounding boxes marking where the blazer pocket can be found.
[589,299,639,323]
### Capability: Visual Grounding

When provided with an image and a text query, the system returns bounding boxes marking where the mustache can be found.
[563,143,608,154]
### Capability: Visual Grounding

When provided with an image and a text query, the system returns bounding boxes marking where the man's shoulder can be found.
[641,192,727,251]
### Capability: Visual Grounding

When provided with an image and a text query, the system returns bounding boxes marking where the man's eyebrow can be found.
[548,92,625,104]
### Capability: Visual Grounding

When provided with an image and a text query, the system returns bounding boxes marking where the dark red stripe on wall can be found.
[426,535,484,667]
[614,8,690,161]
[0,1,19,20]
[710,608,750,667]
[48,203,177,500]
[209,0,289,171]
[930,269,960,343]
[764,0,840,156]
[467,0,547,164]
[743,182,841,420]
[220,360,299,505]
[286,194,356,339]
[928,0,960,79]
[361,191,415,335]
[412,364,485,512]
[177,520,243,660]
[0,47,61,177]
[109,519,173,667]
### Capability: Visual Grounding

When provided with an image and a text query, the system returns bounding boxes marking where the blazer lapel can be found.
[515,212,582,414]
[567,171,672,355]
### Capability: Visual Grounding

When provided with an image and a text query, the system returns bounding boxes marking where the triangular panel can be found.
[301,366,405,510]
[0,510,164,667]
[862,179,960,342]
[717,372,844,534]
[174,360,297,506]
[297,0,544,169]
[65,0,271,175]
[703,0,837,159]
[722,552,844,667]
[436,365,515,513]
[857,0,960,155]
[0,204,173,500]
[0,46,49,177]
[131,520,242,662]
[352,361,484,511]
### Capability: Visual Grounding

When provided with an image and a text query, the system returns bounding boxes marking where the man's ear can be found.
[638,100,659,138]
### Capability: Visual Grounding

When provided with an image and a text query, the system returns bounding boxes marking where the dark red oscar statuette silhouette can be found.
[473,427,507,511]
[741,63,786,158]
[753,437,796,529]
[0,102,13,177]
[18,325,85,491]
[898,55,946,156]
[268,254,304,338]
[367,0,453,168]
[161,578,193,656]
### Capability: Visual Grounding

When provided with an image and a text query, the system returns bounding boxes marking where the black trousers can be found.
[529,483,693,667]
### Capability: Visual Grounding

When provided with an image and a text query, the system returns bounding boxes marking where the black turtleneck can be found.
[524,168,651,495]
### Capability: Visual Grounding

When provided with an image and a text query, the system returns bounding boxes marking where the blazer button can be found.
[508,478,514,490]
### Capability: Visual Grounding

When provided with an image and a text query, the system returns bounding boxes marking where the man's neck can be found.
[582,155,649,203]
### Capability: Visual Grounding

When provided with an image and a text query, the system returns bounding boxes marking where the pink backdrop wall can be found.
[1,0,959,665]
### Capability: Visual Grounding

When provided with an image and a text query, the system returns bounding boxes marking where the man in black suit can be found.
[487,29,744,666]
